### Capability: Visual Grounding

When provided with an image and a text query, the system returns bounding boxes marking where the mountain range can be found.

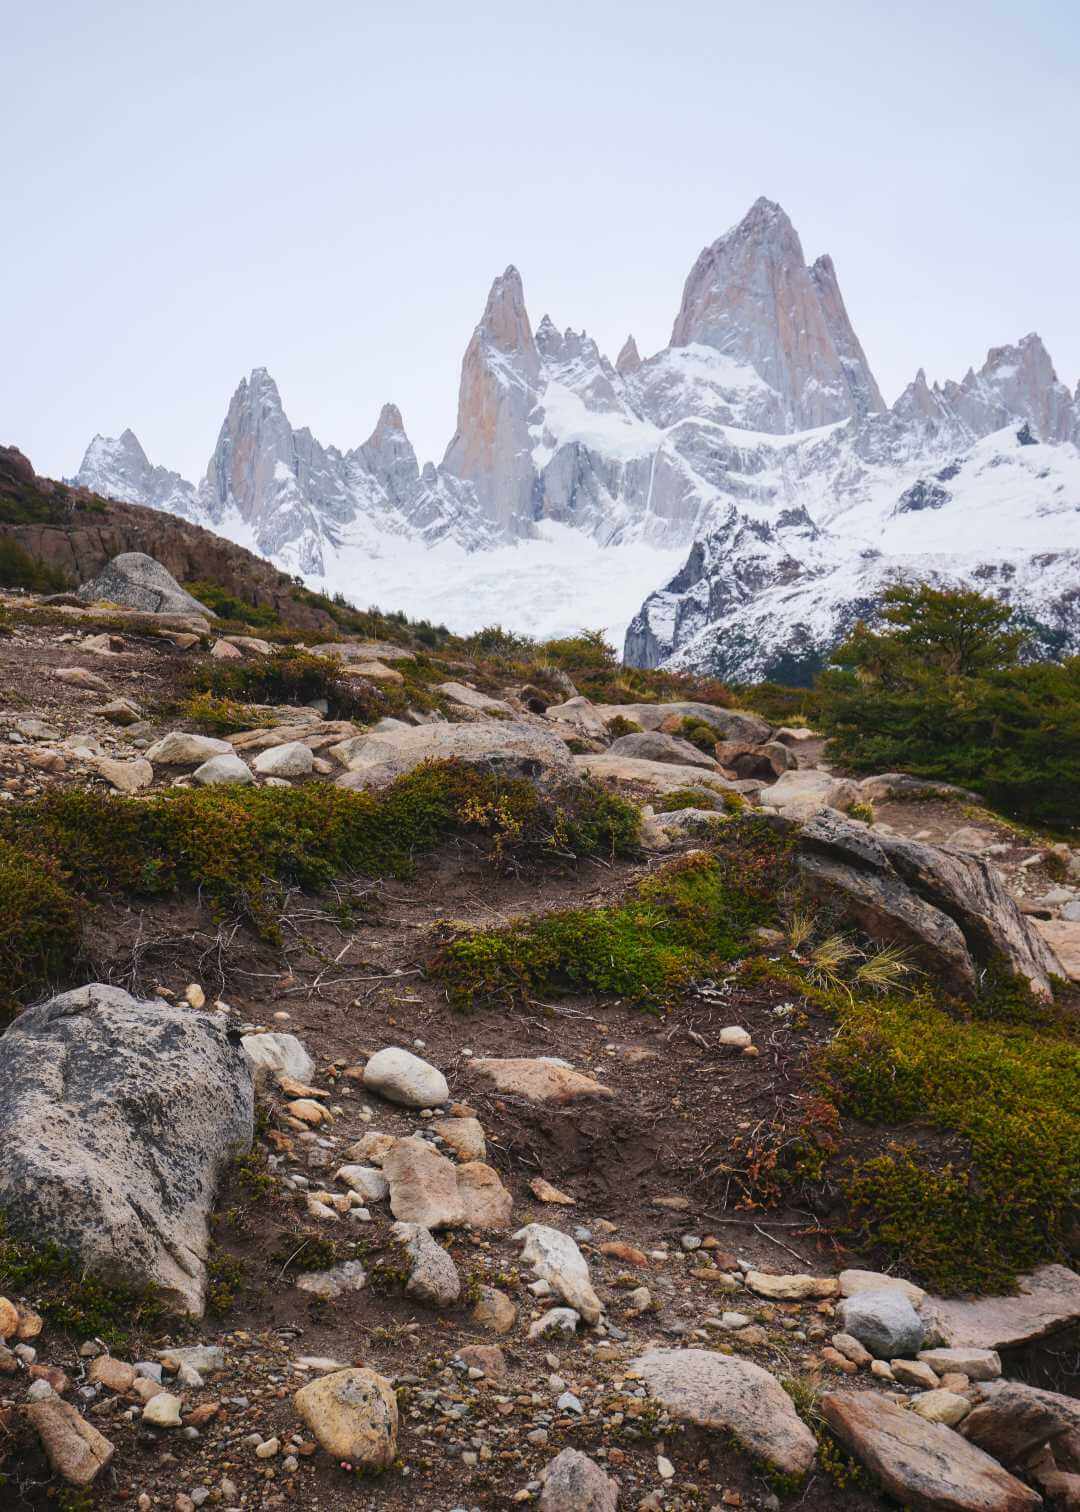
[74,197,1080,680]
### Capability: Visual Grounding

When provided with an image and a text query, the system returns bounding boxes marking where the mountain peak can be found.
[670,196,883,427]
[616,335,642,375]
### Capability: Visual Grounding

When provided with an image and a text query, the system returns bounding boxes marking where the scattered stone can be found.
[515,1225,603,1325]
[156,1345,225,1375]
[294,1259,368,1300]
[472,1286,518,1334]
[363,1047,449,1108]
[383,1137,465,1228]
[293,1367,398,1468]
[837,1288,925,1359]
[530,1177,575,1205]
[393,1222,461,1306]
[911,1390,972,1426]
[746,1271,839,1301]
[891,1359,940,1390]
[54,666,112,692]
[26,1398,115,1486]
[240,1031,315,1085]
[831,1333,873,1367]
[335,1165,389,1202]
[529,1308,581,1341]
[454,1344,508,1383]
[838,1269,926,1305]
[599,1241,648,1268]
[96,756,154,793]
[457,1161,514,1229]
[0,983,253,1316]
[820,1390,1041,1511]
[917,1347,1001,1381]
[87,1356,138,1392]
[192,752,254,786]
[253,742,314,777]
[627,1287,652,1313]
[144,732,233,765]
[431,1115,486,1161]
[537,1447,618,1511]
[142,1392,183,1427]
[633,1349,816,1476]
[470,1057,614,1105]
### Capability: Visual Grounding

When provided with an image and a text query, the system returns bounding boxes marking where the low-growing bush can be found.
[0,765,641,1006]
[0,839,82,1020]
[435,816,792,1009]
[676,716,722,754]
[653,786,722,813]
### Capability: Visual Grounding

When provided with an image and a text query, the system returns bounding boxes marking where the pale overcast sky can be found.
[4,0,1078,484]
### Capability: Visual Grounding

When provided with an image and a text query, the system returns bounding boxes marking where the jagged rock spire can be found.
[670,197,883,429]
[616,335,642,375]
[441,266,542,535]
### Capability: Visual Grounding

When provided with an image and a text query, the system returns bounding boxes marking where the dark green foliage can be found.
[184,579,285,629]
[605,715,643,737]
[178,645,428,722]
[0,538,71,592]
[736,681,822,727]
[0,839,82,1020]
[675,716,721,753]
[653,786,722,813]
[817,584,1080,830]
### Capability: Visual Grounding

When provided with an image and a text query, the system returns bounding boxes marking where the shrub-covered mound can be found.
[0,764,639,1019]
[434,816,792,1008]
[816,583,1080,831]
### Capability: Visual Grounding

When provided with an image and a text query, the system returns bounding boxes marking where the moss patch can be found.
[434,816,790,1009]
[0,839,82,1019]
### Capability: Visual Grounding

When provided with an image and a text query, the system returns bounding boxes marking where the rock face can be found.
[0,984,253,1315]
[820,1390,1042,1512]
[293,1367,398,1468]
[670,197,884,430]
[792,808,1063,998]
[77,552,212,616]
[633,1348,816,1476]
[922,1265,1080,1350]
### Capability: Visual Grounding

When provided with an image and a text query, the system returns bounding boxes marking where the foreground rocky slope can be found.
[0,566,1077,1511]
[72,199,1080,665]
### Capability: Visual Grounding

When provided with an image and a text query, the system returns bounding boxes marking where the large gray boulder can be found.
[607,730,719,770]
[593,702,772,744]
[77,553,212,617]
[792,808,1064,998]
[332,720,575,790]
[0,984,253,1315]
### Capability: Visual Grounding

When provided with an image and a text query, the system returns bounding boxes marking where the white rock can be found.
[240,1032,315,1085]
[253,742,314,777]
[144,732,232,765]
[362,1047,448,1109]
[514,1225,603,1325]
[192,753,254,786]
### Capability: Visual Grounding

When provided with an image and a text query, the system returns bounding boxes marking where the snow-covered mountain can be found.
[73,197,1080,668]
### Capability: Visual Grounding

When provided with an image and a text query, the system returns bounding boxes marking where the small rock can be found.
[529,1308,581,1341]
[719,1026,752,1049]
[393,1222,461,1307]
[531,1177,575,1205]
[746,1271,839,1301]
[26,1398,115,1487]
[837,1289,925,1359]
[142,1392,184,1428]
[910,1389,971,1426]
[539,1448,619,1511]
[192,752,254,786]
[363,1047,449,1108]
[293,1368,398,1468]
[890,1359,939,1390]
[916,1347,1001,1381]
[472,1287,518,1334]
[515,1225,603,1325]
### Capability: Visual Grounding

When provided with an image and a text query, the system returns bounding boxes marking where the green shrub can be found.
[177,645,429,723]
[605,715,643,738]
[816,584,1080,831]
[0,839,82,1020]
[676,716,721,754]
[184,580,285,629]
[653,786,721,813]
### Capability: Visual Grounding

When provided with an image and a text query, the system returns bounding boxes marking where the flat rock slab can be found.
[923,1265,1080,1350]
[0,984,253,1315]
[1034,919,1080,981]
[820,1390,1041,1512]
[574,753,738,794]
[633,1348,816,1476]
[960,1379,1080,1464]
[333,720,575,789]
[469,1057,614,1105]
